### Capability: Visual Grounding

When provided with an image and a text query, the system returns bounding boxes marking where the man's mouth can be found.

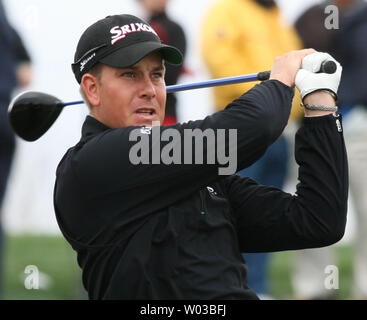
[136,109,154,115]
[135,108,155,116]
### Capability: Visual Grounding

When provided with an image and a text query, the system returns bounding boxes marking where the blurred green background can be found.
[1,234,354,300]
[2,234,86,300]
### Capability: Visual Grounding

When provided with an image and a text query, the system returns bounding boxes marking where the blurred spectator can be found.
[138,0,187,125]
[0,0,32,297]
[293,0,367,299]
[200,0,303,299]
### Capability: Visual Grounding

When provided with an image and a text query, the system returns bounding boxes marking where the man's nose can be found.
[139,76,156,98]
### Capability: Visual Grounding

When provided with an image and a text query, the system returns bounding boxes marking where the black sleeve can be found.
[72,80,293,207]
[223,114,348,252]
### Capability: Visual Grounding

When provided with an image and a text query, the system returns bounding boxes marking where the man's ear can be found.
[81,73,101,107]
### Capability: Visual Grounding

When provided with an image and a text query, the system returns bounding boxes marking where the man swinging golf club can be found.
[53,14,347,300]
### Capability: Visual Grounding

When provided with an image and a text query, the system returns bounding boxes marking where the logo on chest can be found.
[206,186,217,195]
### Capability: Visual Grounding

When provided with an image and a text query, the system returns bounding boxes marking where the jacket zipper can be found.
[199,189,207,215]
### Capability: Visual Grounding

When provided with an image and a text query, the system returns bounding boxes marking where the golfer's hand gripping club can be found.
[296,53,341,100]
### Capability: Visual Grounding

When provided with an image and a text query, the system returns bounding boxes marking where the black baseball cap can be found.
[72,14,183,83]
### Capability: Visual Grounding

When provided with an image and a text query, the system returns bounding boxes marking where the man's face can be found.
[90,52,166,128]
[141,0,169,13]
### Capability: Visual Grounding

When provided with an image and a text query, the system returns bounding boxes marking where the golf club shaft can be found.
[62,59,336,107]
[62,71,270,107]
[166,71,270,93]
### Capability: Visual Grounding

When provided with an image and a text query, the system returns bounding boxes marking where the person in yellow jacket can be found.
[201,0,304,299]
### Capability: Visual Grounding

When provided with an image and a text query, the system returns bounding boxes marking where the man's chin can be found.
[132,116,163,127]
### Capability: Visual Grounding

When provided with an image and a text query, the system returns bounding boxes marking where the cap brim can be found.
[99,41,183,68]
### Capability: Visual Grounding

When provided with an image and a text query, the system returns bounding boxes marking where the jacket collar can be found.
[81,115,110,138]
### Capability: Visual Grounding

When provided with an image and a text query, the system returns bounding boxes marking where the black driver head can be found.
[8,91,64,142]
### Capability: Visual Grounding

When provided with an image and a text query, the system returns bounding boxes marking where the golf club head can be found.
[8,91,64,142]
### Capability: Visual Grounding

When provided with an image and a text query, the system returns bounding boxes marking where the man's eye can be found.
[122,72,134,78]
[153,72,163,79]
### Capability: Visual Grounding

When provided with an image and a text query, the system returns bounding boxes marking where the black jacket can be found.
[54,80,348,299]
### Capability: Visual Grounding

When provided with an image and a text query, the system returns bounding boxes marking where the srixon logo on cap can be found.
[80,53,96,72]
[110,23,158,45]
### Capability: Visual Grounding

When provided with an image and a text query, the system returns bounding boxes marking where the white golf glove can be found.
[295,52,342,101]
